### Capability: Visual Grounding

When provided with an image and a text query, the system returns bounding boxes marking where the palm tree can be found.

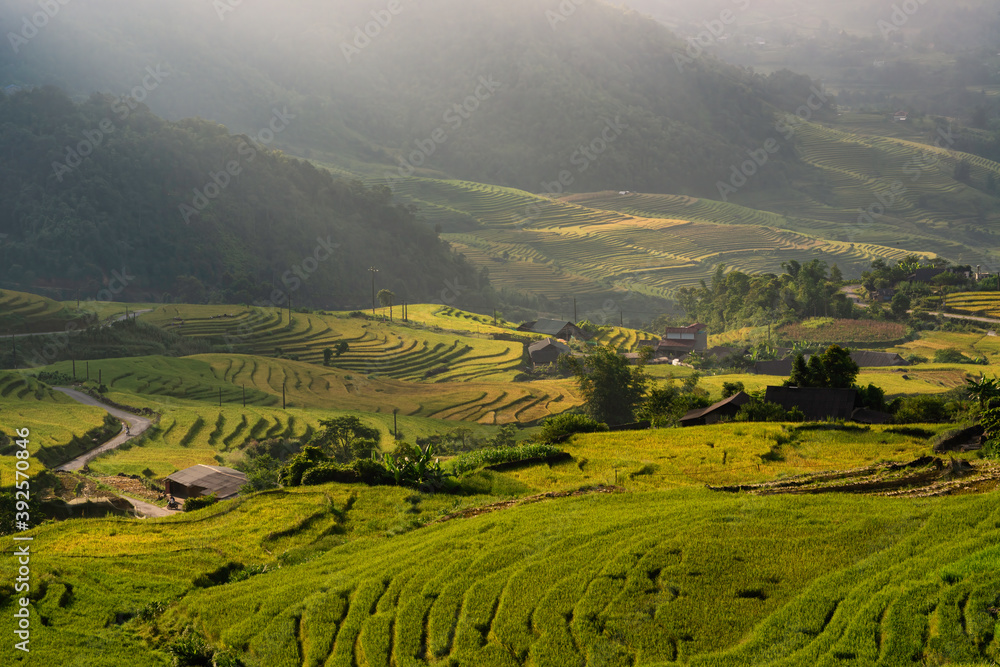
[377,289,395,321]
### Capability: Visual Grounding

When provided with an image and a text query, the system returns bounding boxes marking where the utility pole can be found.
[369,267,378,318]
[72,359,76,381]
[573,298,578,323]
[86,361,89,381]
[620,310,624,327]
[10,334,14,370]
[393,409,398,439]
[282,382,286,410]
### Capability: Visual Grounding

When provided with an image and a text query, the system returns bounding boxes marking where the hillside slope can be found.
[0,0,831,197]
[0,89,489,309]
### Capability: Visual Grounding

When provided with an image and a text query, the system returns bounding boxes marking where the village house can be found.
[517,319,591,341]
[765,386,858,421]
[528,338,571,366]
[680,392,751,426]
[164,465,247,500]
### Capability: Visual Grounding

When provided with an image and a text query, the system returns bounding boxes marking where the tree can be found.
[819,344,859,389]
[563,346,648,425]
[721,381,745,398]
[786,345,858,389]
[310,416,381,463]
[890,292,911,319]
[335,341,349,357]
[323,348,333,366]
[377,289,396,321]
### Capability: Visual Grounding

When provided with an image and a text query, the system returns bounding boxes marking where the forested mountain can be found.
[0,88,490,308]
[0,0,833,197]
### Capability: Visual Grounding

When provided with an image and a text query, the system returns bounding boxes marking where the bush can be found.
[894,395,951,423]
[450,444,566,476]
[539,413,608,442]
[933,348,984,364]
[184,494,218,512]
[736,399,805,423]
[301,462,355,486]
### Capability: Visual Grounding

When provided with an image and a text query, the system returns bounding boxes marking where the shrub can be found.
[450,444,566,476]
[184,494,218,512]
[736,400,804,423]
[894,395,951,423]
[301,462,355,486]
[539,413,608,442]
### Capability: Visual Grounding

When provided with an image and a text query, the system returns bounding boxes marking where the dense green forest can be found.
[677,261,856,331]
[0,88,491,308]
[0,0,834,197]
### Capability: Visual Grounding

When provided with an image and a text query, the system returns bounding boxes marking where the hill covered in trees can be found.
[0,88,490,308]
[0,0,833,197]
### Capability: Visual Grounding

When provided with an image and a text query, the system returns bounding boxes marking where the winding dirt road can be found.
[52,388,153,472]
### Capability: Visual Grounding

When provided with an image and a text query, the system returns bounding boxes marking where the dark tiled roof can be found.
[528,338,570,354]
[680,392,751,424]
[765,386,857,421]
[850,351,909,367]
[753,359,795,376]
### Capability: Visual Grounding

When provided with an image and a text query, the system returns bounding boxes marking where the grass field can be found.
[5,482,997,666]
[944,292,1000,319]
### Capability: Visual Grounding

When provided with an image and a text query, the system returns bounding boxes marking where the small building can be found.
[164,465,247,500]
[680,392,751,427]
[850,351,909,367]
[663,323,708,350]
[528,338,571,366]
[875,288,896,302]
[517,319,591,341]
[893,111,908,122]
[765,386,858,421]
[908,268,947,283]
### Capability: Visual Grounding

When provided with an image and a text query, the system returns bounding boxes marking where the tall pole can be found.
[369,267,378,318]
[282,382,286,410]
[10,334,14,371]
[573,298,577,323]
[393,409,398,439]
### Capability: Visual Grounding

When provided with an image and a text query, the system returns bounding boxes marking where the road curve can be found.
[52,387,153,472]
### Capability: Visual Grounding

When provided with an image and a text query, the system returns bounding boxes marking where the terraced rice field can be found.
[0,289,87,334]
[43,354,581,427]
[163,488,999,667]
[944,292,1000,318]
[589,326,659,351]
[143,306,526,383]
[0,372,109,458]
[388,171,940,304]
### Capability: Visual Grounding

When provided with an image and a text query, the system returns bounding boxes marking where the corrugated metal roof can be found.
[165,465,247,499]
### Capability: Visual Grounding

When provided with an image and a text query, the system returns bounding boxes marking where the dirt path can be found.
[52,388,153,472]
[122,495,179,518]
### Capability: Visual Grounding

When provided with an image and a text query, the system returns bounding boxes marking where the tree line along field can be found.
[3,481,998,666]
[0,289,89,335]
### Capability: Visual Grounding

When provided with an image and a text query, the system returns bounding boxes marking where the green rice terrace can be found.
[380,116,1000,314]
[1,298,1000,666]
